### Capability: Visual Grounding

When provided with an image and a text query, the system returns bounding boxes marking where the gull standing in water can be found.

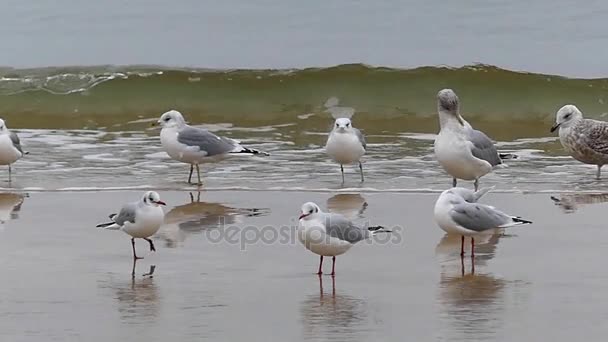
[325,118,366,182]
[0,119,27,182]
[297,202,390,275]
[96,191,166,260]
[434,187,532,257]
[157,110,269,185]
[551,104,608,179]
[433,89,504,191]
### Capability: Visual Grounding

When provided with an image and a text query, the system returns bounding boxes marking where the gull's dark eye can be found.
[164,117,170,122]
[335,123,339,127]
[309,209,314,214]
[565,114,572,119]
[346,123,350,127]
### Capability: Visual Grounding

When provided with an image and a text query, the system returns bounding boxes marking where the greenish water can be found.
[2,64,608,132]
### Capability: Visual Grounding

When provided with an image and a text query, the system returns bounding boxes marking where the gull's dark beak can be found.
[154,200,166,206]
[298,213,307,220]
[550,123,561,133]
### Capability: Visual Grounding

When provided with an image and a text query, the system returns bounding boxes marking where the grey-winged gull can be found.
[96,191,166,260]
[434,187,532,257]
[325,118,366,182]
[433,89,507,191]
[297,201,391,276]
[0,118,27,181]
[157,110,269,185]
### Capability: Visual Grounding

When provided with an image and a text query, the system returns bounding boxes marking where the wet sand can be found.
[0,190,607,341]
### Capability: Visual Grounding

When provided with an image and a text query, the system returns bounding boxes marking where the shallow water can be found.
[1,123,606,193]
[1,190,607,341]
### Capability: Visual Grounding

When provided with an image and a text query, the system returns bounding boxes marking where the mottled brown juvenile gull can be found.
[551,104,608,179]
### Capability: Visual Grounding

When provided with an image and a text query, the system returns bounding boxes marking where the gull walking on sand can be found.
[0,119,27,182]
[433,89,506,191]
[551,104,608,179]
[325,118,366,182]
[297,202,390,276]
[434,187,532,257]
[96,191,166,260]
[157,110,269,185]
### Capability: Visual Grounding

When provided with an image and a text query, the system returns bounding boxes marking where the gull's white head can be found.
[299,202,321,220]
[333,118,353,133]
[0,119,8,133]
[158,110,187,128]
[141,191,166,207]
[551,105,583,132]
[437,89,460,115]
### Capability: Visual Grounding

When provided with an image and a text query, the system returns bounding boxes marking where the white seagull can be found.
[297,202,391,275]
[0,118,27,181]
[325,118,366,182]
[96,191,166,260]
[434,187,532,257]
[551,104,608,179]
[434,89,506,190]
[157,110,269,185]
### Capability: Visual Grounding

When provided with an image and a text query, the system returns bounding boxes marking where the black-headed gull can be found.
[0,119,27,181]
[433,89,505,190]
[157,110,269,185]
[297,202,390,276]
[325,118,366,182]
[96,191,166,259]
[551,104,608,179]
[434,187,531,257]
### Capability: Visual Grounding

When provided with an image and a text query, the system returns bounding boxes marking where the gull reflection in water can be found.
[326,193,368,220]
[99,262,159,324]
[156,192,269,247]
[0,192,26,231]
[435,233,512,341]
[300,276,369,341]
[550,193,608,213]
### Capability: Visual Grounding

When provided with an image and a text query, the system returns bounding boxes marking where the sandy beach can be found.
[0,189,606,341]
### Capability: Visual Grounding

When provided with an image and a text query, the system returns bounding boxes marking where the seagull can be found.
[157,110,269,185]
[96,191,166,260]
[0,118,27,181]
[551,104,608,179]
[433,89,506,191]
[297,202,391,276]
[434,187,532,257]
[325,118,366,182]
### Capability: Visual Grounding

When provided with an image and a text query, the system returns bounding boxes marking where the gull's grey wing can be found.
[9,131,24,154]
[466,128,502,166]
[177,126,237,157]
[113,203,137,226]
[578,119,608,155]
[324,213,369,244]
[354,128,366,149]
[450,202,511,232]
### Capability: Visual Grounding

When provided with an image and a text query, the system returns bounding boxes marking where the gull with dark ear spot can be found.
[0,118,27,182]
[157,110,269,186]
[297,201,391,276]
[325,118,366,183]
[434,89,507,191]
[96,191,166,264]
[434,187,532,257]
[551,104,608,179]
